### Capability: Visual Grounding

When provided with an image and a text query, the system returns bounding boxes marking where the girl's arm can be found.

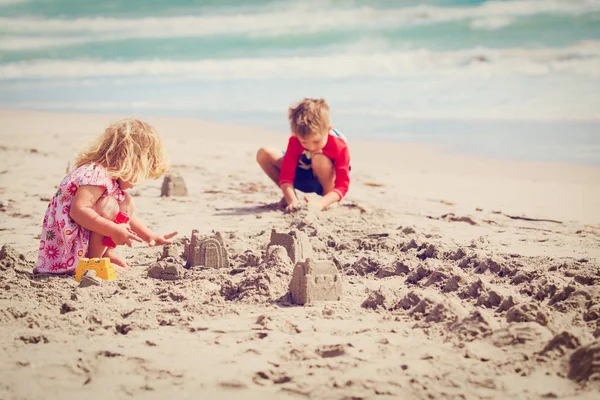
[130,215,177,246]
[129,215,153,242]
[70,185,141,246]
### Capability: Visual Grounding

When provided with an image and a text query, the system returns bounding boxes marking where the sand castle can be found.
[268,229,313,264]
[148,257,183,280]
[161,174,188,197]
[289,259,342,305]
[186,230,229,269]
[78,270,102,287]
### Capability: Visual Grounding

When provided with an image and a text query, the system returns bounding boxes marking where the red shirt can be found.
[279,129,351,200]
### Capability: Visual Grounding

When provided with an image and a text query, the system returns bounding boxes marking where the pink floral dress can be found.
[35,164,124,274]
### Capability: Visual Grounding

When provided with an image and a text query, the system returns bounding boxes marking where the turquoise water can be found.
[1,0,599,163]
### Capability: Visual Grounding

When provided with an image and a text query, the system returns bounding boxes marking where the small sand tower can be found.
[186,230,229,269]
[289,259,342,305]
[268,229,313,264]
[161,174,188,197]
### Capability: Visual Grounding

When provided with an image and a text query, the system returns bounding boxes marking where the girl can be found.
[35,118,177,274]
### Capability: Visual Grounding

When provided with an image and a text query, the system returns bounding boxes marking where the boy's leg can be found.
[88,196,119,259]
[256,147,284,186]
[311,153,335,194]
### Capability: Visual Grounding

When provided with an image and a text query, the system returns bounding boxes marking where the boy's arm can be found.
[318,191,341,210]
[279,137,303,205]
[280,184,298,205]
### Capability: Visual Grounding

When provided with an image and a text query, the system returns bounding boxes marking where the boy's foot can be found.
[104,248,130,268]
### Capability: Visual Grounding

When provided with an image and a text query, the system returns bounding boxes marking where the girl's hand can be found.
[111,224,143,247]
[147,231,178,247]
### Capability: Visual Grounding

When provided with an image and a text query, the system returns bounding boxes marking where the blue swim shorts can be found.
[282,150,324,196]
[294,166,324,196]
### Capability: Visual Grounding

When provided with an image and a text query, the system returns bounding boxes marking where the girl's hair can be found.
[75,118,168,186]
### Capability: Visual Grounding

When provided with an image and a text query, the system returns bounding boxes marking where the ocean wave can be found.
[470,16,514,30]
[0,0,599,50]
[0,36,88,51]
[1,44,599,80]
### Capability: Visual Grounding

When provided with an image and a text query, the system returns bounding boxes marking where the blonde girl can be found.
[35,118,177,274]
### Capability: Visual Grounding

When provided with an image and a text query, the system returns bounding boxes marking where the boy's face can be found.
[297,126,331,153]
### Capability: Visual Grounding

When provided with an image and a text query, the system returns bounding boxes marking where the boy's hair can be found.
[75,118,169,186]
[288,98,330,138]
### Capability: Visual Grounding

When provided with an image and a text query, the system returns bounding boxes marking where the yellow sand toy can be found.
[75,258,117,282]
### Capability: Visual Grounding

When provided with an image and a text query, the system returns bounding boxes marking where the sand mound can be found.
[0,244,31,273]
[2,188,600,398]
[148,257,185,280]
[569,340,600,381]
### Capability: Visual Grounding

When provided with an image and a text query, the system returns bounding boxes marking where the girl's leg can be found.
[88,196,119,259]
[104,192,135,268]
[118,191,135,216]
[256,147,284,186]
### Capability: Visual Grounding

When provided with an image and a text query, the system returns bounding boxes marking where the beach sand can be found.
[1,109,599,399]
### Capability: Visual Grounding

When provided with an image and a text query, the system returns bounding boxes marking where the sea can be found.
[1,0,599,164]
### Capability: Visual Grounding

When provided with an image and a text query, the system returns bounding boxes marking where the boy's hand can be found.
[147,231,178,247]
[285,200,305,213]
[307,199,323,213]
[314,192,341,212]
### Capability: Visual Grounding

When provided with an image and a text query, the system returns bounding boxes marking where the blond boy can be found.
[256,98,351,212]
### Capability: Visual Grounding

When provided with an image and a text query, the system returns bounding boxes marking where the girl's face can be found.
[117,179,134,190]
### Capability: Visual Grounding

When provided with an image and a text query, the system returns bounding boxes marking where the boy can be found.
[256,98,350,212]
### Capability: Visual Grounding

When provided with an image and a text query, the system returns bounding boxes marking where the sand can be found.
[1,108,599,399]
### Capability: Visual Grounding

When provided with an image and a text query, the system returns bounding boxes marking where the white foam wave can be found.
[0,0,598,49]
[470,16,514,30]
[1,44,599,80]
[0,0,30,5]
[0,36,88,50]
